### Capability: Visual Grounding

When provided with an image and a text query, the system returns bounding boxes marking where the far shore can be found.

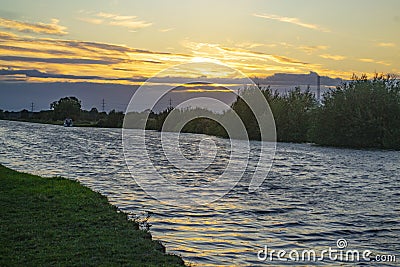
[0,117,119,128]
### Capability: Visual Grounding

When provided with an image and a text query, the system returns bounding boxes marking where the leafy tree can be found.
[20,109,30,120]
[231,86,316,142]
[50,96,82,120]
[145,107,173,131]
[79,107,100,123]
[270,87,317,142]
[231,87,264,140]
[89,107,99,120]
[97,109,124,128]
[310,74,400,149]
[32,110,53,122]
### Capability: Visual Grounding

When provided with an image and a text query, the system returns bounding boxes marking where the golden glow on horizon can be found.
[191,56,222,64]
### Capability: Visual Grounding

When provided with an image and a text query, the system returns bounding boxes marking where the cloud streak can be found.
[180,40,324,78]
[253,13,329,32]
[79,12,152,30]
[359,58,391,66]
[0,17,67,35]
[0,55,118,65]
[377,42,396,47]
[0,69,147,82]
[0,29,193,82]
[299,45,329,54]
[319,54,346,61]
[0,44,75,55]
[159,28,174,32]
[217,45,309,65]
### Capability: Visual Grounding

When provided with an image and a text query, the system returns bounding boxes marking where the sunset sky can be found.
[0,0,399,85]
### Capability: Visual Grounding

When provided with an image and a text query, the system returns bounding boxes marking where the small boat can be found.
[64,118,73,127]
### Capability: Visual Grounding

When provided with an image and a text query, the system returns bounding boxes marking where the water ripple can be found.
[0,120,399,266]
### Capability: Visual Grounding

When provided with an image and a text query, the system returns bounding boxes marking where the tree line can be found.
[0,96,124,128]
[142,74,400,150]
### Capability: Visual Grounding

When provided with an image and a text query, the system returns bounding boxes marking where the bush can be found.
[310,74,400,149]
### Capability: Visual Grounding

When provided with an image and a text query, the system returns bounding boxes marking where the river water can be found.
[0,120,399,266]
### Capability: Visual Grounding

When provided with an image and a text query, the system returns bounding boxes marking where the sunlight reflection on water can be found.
[0,120,399,266]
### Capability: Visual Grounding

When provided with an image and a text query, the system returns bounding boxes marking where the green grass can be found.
[0,164,185,266]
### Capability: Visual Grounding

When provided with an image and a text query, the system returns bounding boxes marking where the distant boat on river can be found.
[64,118,73,127]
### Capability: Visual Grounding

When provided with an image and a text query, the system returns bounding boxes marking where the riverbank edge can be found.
[0,164,186,266]
[0,118,116,128]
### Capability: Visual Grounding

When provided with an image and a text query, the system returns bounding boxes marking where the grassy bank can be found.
[0,164,185,266]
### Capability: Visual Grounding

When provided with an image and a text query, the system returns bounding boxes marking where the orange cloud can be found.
[319,54,346,61]
[159,28,174,32]
[377,42,396,47]
[181,40,335,77]
[253,13,330,32]
[0,30,193,82]
[359,58,391,66]
[0,28,376,84]
[80,12,152,30]
[299,45,329,54]
[0,17,67,35]
[77,17,103,25]
[234,42,266,49]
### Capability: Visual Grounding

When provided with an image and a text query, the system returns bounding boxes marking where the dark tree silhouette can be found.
[50,96,82,120]
[270,87,316,142]
[97,109,124,128]
[310,74,400,149]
